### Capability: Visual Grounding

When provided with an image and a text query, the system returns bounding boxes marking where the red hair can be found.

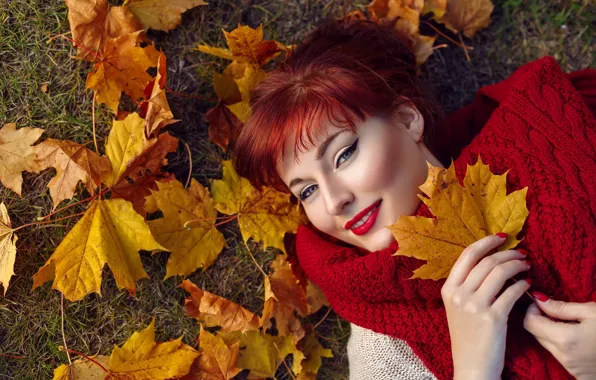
[232,19,441,192]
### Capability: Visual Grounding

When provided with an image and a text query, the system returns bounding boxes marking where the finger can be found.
[533,293,596,322]
[523,302,571,343]
[475,259,531,302]
[445,233,508,287]
[491,277,531,314]
[462,249,527,292]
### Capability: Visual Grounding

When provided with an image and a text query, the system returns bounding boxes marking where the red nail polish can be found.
[518,248,529,256]
[496,232,507,239]
[525,278,533,285]
[532,291,549,302]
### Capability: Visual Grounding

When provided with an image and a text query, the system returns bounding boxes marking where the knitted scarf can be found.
[295,57,596,380]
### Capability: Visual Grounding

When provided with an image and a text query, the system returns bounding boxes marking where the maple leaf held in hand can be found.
[210,161,307,253]
[0,203,17,295]
[389,157,528,280]
[32,198,165,301]
[0,123,44,196]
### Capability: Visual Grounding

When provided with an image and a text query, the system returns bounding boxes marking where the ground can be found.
[0,0,593,379]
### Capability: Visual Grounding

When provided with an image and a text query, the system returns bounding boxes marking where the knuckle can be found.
[451,292,466,308]
[480,256,498,268]
[557,334,578,353]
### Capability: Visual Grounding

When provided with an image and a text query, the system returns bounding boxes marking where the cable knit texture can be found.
[295,57,596,380]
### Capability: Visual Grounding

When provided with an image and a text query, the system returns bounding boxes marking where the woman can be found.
[232,19,596,379]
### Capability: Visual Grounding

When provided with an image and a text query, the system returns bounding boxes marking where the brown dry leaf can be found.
[205,101,243,151]
[123,0,207,32]
[389,157,528,280]
[0,203,17,295]
[65,0,142,62]
[210,161,307,254]
[41,83,49,93]
[35,139,111,209]
[141,52,179,138]
[438,0,494,38]
[182,327,242,380]
[146,179,227,278]
[268,254,308,317]
[32,198,165,301]
[53,355,109,380]
[86,31,160,113]
[0,123,44,196]
[181,279,260,333]
[261,277,305,340]
[102,112,178,215]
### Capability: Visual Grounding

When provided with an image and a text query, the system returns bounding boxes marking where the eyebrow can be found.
[288,130,345,189]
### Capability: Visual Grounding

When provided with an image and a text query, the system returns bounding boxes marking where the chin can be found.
[363,227,395,252]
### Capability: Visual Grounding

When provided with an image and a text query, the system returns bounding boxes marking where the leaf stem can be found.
[61,348,109,374]
[421,20,473,52]
[92,91,99,155]
[38,194,98,221]
[182,214,238,229]
[61,294,72,365]
[184,142,192,188]
[14,212,87,233]
[458,33,471,62]
[243,240,267,277]
[0,354,25,359]
[313,307,332,330]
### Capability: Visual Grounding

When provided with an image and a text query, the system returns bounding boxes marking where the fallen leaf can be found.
[141,52,179,138]
[181,279,260,333]
[0,203,17,295]
[261,277,305,340]
[65,0,142,61]
[123,0,207,32]
[35,139,111,209]
[102,112,178,214]
[182,327,242,380]
[268,254,308,317]
[389,157,528,279]
[0,123,44,196]
[412,34,437,65]
[298,332,333,376]
[211,161,307,254]
[41,83,49,93]
[438,0,494,38]
[147,179,227,278]
[32,198,165,301]
[423,0,447,19]
[205,101,243,151]
[86,31,160,113]
[107,319,199,379]
[53,355,109,380]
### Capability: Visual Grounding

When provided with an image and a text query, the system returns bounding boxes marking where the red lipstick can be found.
[344,200,382,235]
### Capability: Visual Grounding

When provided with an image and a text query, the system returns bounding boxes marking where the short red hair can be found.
[232,19,441,192]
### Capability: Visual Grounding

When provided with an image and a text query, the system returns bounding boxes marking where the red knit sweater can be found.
[295,57,596,379]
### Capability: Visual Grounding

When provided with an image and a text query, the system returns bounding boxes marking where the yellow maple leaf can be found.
[65,0,142,62]
[86,31,160,113]
[32,198,165,301]
[389,157,528,280]
[53,355,109,380]
[181,327,242,380]
[181,279,260,333]
[146,179,227,278]
[298,332,333,377]
[210,161,307,253]
[0,123,44,196]
[0,203,17,295]
[35,139,111,209]
[123,0,207,32]
[437,0,494,38]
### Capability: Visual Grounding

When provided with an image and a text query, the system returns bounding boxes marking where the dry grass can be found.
[0,0,593,379]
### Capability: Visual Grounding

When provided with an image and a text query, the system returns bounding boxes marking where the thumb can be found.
[533,292,596,321]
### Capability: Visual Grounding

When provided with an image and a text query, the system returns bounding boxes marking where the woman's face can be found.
[277,104,445,252]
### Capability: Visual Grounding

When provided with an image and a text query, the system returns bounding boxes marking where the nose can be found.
[320,178,354,215]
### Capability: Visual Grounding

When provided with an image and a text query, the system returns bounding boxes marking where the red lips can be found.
[344,199,382,230]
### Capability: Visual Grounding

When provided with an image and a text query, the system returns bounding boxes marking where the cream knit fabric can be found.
[347,323,437,380]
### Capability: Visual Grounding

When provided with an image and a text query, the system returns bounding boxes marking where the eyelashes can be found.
[298,139,359,201]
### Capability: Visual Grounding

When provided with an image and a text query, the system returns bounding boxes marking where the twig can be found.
[14,212,87,233]
[313,307,332,330]
[458,33,471,62]
[422,20,473,51]
[61,348,108,374]
[184,142,193,188]
[61,294,72,365]
[242,240,267,277]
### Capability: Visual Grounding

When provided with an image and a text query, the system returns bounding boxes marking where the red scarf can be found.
[295,57,596,379]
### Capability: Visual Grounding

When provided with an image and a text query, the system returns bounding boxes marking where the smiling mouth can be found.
[344,200,382,235]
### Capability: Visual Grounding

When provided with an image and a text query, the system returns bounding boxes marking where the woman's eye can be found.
[335,139,358,168]
[299,184,317,201]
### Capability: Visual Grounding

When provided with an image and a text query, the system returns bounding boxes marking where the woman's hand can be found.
[524,295,596,379]
[441,233,531,380]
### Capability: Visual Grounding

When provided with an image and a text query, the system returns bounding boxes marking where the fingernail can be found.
[522,260,531,267]
[525,278,533,285]
[518,248,529,256]
[496,232,507,239]
[532,291,549,302]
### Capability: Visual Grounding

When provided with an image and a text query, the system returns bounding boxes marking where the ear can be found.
[393,102,424,143]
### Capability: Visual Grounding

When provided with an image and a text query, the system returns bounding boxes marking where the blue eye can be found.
[299,184,317,201]
[336,139,358,168]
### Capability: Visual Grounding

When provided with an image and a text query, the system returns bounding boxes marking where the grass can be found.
[0,0,593,379]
